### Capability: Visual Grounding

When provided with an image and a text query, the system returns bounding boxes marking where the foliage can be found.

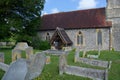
[0,0,45,41]
[31,37,51,50]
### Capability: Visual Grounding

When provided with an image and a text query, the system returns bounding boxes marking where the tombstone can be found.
[82,50,86,58]
[14,42,28,50]
[25,47,33,59]
[0,62,9,72]
[74,51,79,62]
[98,44,101,56]
[12,49,21,62]
[46,56,51,64]
[59,54,67,75]
[25,52,46,80]
[2,59,28,80]
[0,53,4,63]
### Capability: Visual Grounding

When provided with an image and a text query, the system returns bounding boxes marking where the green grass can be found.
[0,48,120,80]
[34,55,91,80]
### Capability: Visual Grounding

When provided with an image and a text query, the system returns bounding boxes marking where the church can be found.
[38,0,120,51]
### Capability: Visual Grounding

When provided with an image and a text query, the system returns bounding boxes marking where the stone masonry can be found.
[106,0,120,51]
[38,28,110,51]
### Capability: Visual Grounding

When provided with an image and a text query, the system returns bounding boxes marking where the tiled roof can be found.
[50,27,72,45]
[40,8,112,30]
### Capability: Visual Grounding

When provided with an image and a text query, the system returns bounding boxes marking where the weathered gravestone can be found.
[77,58,111,68]
[59,51,108,80]
[25,47,33,59]
[0,62,9,72]
[12,49,21,62]
[2,59,28,80]
[59,54,67,75]
[74,50,79,62]
[25,52,46,80]
[44,49,68,56]
[12,42,33,61]
[65,65,108,80]
[14,42,28,50]
[0,53,4,63]
[82,50,87,58]
[46,56,51,64]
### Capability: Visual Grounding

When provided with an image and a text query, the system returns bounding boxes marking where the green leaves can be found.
[0,0,45,41]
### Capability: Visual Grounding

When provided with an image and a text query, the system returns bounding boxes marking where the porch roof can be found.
[50,27,72,45]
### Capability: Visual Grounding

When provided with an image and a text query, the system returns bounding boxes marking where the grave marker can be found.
[2,59,28,80]
[25,47,33,59]
[25,52,46,79]
[46,56,51,64]
[0,53,4,63]
[12,49,21,62]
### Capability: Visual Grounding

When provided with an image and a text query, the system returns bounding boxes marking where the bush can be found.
[31,37,50,50]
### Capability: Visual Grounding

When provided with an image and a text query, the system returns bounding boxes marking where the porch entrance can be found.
[50,27,72,50]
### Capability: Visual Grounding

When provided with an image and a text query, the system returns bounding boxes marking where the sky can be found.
[42,0,107,15]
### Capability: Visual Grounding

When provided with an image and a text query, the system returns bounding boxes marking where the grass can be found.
[0,48,120,80]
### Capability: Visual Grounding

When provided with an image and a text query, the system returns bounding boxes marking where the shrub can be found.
[31,37,50,50]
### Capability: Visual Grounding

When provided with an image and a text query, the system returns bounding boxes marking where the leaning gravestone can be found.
[0,53,4,63]
[2,59,28,80]
[25,52,46,80]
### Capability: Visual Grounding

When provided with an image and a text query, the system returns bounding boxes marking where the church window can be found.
[77,31,83,45]
[97,30,102,45]
[46,33,50,41]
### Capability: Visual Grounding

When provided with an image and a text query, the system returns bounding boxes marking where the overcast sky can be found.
[42,0,106,15]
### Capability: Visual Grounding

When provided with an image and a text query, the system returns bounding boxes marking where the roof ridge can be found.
[42,7,105,16]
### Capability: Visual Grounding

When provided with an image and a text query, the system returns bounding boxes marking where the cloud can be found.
[51,8,59,13]
[41,11,48,16]
[77,0,98,9]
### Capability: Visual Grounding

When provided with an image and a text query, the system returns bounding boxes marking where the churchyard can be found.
[0,44,120,80]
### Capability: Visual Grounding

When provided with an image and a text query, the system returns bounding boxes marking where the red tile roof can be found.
[40,8,112,30]
[50,27,72,45]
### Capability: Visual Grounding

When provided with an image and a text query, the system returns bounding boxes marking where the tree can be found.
[0,0,45,43]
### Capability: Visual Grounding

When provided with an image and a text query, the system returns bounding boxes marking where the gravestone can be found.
[98,44,101,56]
[87,55,99,59]
[82,50,86,58]
[74,51,79,62]
[0,62,9,72]
[77,58,110,68]
[2,59,28,80]
[14,42,28,50]
[25,52,46,80]
[44,50,67,56]
[65,65,107,80]
[74,47,80,62]
[46,56,51,64]
[59,54,67,75]
[25,47,33,59]
[0,53,4,63]
[12,49,21,62]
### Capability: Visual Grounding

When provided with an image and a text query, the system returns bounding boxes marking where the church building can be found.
[38,0,120,51]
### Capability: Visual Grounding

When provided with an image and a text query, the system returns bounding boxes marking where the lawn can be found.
[0,48,120,80]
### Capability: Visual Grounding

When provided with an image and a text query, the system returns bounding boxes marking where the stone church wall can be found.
[38,28,110,51]
[106,0,120,51]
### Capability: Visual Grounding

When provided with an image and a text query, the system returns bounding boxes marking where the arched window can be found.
[97,30,102,45]
[77,31,83,45]
[46,33,50,41]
